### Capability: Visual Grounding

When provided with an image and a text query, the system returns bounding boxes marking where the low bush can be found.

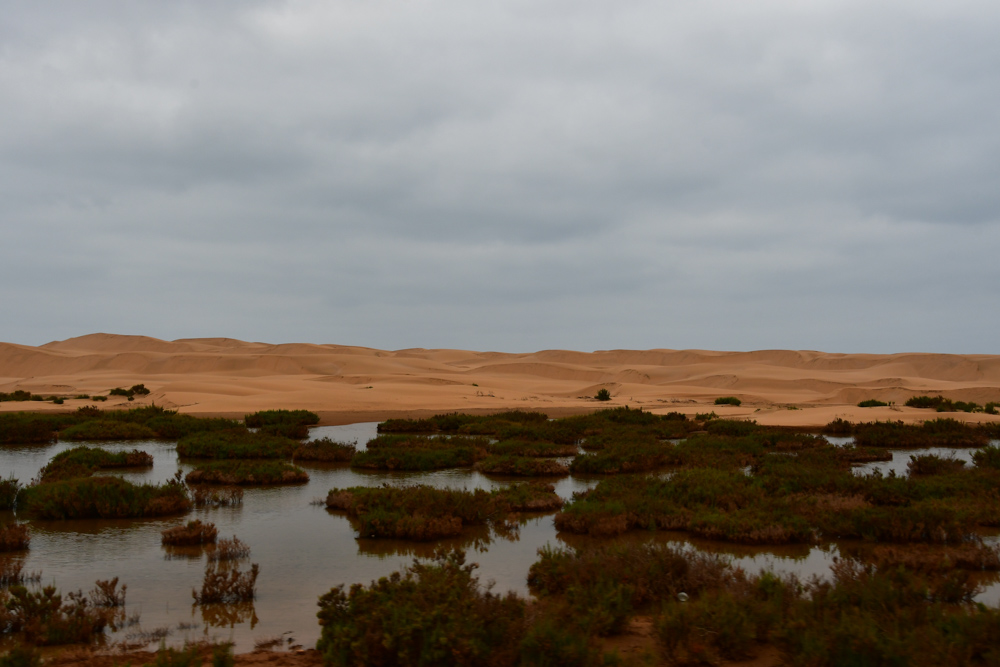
[907,453,966,476]
[0,582,122,645]
[185,461,309,486]
[208,536,251,562]
[714,396,742,406]
[16,476,190,520]
[176,429,298,459]
[853,419,989,449]
[59,420,158,441]
[316,550,527,667]
[0,413,70,445]
[39,446,153,483]
[595,389,611,402]
[365,434,491,451]
[823,418,854,436]
[0,523,30,552]
[351,447,485,471]
[973,444,1000,470]
[244,409,319,428]
[193,562,259,604]
[293,437,356,462]
[161,520,219,546]
[485,440,578,458]
[192,487,244,508]
[474,456,569,477]
[0,477,19,510]
[325,483,562,540]
[858,399,889,407]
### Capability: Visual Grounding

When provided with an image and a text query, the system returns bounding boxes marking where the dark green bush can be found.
[185,461,309,485]
[351,447,484,471]
[714,396,742,406]
[858,399,889,407]
[293,437,356,462]
[595,389,611,402]
[485,440,578,458]
[176,429,298,459]
[474,456,570,477]
[0,413,70,445]
[16,476,190,520]
[243,409,319,428]
[59,420,158,441]
[325,484,562,540]
[0,476,20,510]
[973,444,1000,470]
[39,446,153,483]
[316,550,527,667]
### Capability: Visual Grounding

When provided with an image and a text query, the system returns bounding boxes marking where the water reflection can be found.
[197,601,259,630]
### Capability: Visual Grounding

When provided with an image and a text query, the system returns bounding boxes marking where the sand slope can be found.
[3,334,1000,427]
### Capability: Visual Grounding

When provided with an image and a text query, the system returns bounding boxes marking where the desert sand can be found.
[3,334,1000,428]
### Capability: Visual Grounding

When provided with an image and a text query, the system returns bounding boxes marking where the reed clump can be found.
[907,453,967,476]
[185,461,309,486]
[192,486,244,508]
[485,440,578,458]
[0,523,31,552]
[351,447,486,471]
[474,456,569,477]
[208,536,251,562]
[0,579,130,645]
[59,420,158,441]
[316,550,528,667]
[293,437,356,462]
[16,476,190,520]
[176,429,298,459]
[852,419,989,448]
[655,557,1000,666]
[244,409,319,428]
[0,477,19,510]
[326,483,562,540]
[193,562,259,604]
[161,520,219,546]
[39,446,154,483]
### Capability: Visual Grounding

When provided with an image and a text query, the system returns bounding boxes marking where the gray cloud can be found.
[1,0,999,353]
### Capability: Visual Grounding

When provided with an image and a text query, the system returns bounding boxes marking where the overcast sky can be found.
[2,1,999,354]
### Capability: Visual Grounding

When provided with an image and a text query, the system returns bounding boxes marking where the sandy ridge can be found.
[4,334,1000,427]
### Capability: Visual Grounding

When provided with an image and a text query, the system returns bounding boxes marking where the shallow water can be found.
[1,425,998,652]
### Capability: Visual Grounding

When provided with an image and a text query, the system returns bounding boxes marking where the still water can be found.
[1,425,997,653]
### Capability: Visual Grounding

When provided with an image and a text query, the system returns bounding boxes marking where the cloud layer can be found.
[2,0,999,352]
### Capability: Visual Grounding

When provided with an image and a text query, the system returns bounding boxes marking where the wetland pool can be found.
[1,424,998,653]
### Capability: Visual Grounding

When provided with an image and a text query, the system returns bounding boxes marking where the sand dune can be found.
[4,334,1000,427]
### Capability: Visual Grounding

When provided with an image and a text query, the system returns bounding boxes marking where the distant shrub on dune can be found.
[714,396,742,406]
[858,399,889,407]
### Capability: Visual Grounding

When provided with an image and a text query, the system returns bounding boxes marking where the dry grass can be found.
[192,562,259,604]
[0,522,31,552]
[160,520,218,546]
[191,487,244,508]
[208,536,251,562]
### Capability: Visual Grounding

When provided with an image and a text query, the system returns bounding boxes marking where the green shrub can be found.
[39,446,153,483]
[325,484,561,540]
[185,461,309,485]
[316,550,526,667]
[243,409,319,428]
[0,476,20,510]
[1,584,115,645]
[714,396,742,406]
[293,437,356,462]
[351,447,485,471]
[474,456,570,477]
[0,413,69,445]
[595,389,611,402]
[0,523,30,552]
[176,429,298,459]
[0,390,38,402]
[907,453,966,476]
[59,420,158,441]
[485,440,578,458]
[973,444,1000,470]
[16,476,190,520]
[858,399,889,407]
